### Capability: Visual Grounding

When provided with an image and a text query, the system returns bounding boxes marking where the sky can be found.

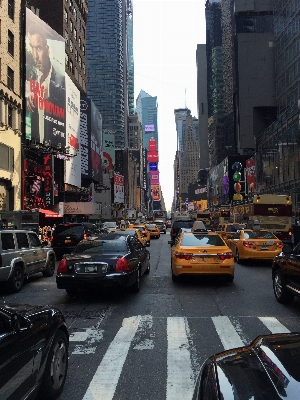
[133,0,206,211]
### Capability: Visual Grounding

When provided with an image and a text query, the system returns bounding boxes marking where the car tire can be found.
[43,255,56,277]
[6,265,24,293]
[38,330,68,400]
[273,270,294,304]
[66,288,79,296]
[131,268,140,293]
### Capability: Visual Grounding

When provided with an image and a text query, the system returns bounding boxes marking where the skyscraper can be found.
[86,0,128,148]
[136,90,158,149]
[127,0,135,116]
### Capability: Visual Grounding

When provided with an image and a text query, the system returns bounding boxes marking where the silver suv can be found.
[0,230,56,293]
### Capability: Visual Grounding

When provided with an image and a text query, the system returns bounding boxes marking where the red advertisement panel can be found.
[246,158,256,184]
[148,151,159,163]
[148,139,156,151]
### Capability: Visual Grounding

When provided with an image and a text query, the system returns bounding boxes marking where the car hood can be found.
[0,303,53,317]
[194,333,300,400]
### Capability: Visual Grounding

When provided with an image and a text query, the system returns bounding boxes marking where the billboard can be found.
[151,184,160,201]
[149,162,158,171]
[142,148,148,191]
[148,139,156,151]
[147,151,159,163]
[102,131,115,171]
[25,8,66,148]
[114,173,124,203]
[150,171,159,184]
[80,97,103,183]
[65,75,81,186]
[145,124,155,132]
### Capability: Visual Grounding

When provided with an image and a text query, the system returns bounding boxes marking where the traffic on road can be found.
[1,217,300,400]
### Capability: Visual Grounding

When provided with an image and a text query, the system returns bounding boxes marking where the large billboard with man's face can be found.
[25,8,66,148]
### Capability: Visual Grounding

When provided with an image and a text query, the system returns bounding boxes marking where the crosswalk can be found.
[65,315,297,400]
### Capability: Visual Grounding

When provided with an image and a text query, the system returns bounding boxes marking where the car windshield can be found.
[181,234,226,247]
[226,224,245,232]
[244,231,277,239]
[147,225,156,229]
[53,225,83,236]
[74,239,128,254]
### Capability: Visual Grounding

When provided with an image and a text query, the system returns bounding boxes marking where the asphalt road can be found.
[1,230,300,400]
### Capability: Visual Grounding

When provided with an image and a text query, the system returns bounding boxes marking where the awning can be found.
[39,209,63,218]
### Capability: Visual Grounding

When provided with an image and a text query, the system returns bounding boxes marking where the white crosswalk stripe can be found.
[66,315,295,400]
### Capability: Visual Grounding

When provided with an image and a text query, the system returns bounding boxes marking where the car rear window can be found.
[181,234,226,247]
[174,221,194,230]
[74,239,128,254]
[147,225,156,229]
[245,231,277,239]
[113,230,137,236]
[53,225,84,236]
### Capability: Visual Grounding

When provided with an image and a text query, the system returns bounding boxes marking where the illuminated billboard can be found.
[147,151,159,163]
[145,124,155,132]
[114,173,124,203]
[148,138,156,151]
[150,171,159,184]
[149,162,158,171]
[151,184,160,201]
[25,8,66,148]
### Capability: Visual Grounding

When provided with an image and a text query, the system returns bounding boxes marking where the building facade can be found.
[136,90,158,149]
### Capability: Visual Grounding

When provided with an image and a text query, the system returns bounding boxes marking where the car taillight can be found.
[142,231,147,236]
[217,252,233,260]
[50,235,54,245]
[277,242,283,248]
[288,230,292,236]
[57,258,68,273]
[243,241,254,248]
[83,233,88,239]
[115,257,129,271]
[174,252,193,260]
[170,228,174,235]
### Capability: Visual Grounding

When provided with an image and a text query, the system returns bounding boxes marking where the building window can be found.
[8,30,14,56]
[82,27,85,38]
[70,20,73,31]
[73,8,77,20]
[0,143,14,172]
[74,47,78,61]
[69,59,73,73]
[8,0,14,20]
[74,28,77,40]
[7,105,13,127]
[82,62,85,75]
[64,8,68,23]
[69,40,73,53]
[78,37,81,49]
[7,67,14,91]
[82,44,85,55]
[65,52,69,66]
[78,55,82,68]
[64,30,68,44]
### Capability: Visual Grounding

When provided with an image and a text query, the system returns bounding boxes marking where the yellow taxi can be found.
[226,229,283,263]
[133,224,151,247]
[145,224,160,239]
[217,223,246,242]
[110,228,147,246]
[169,230,234,282]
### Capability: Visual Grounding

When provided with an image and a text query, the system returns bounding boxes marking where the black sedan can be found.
[272,243,300,304]
[56,235,150,295]
[193,333,300,400]
[0,303,69,400]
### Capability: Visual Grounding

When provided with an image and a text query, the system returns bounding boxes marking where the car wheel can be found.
[273,270,294,304]
[43,255,56,277]
[6,265,24,293]
[38,330,68,400]
[131,268,141,293]
[66,288,79,296]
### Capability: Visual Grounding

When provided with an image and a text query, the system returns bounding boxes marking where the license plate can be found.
[260,246,269,250]
[85,265,97,272]
[65,239,71,243]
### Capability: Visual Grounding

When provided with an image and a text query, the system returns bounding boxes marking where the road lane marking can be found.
[259,317,290,333]
[212,316,245,350]
[69,332,89,342]
[167,317,194,400]
[82,315,141,400]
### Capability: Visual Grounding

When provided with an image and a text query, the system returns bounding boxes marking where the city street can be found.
[2,231,300,400]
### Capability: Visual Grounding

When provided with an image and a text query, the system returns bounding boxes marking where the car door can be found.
[15,232,36,274]
[284,242,300,288]
[0,312,36,400]
[28,232,47,271]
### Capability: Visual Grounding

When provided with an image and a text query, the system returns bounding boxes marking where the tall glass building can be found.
[136,90,158,149]
[127,0,135,116]
[86,0,127,148]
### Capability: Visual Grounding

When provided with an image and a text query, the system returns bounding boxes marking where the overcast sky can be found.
[133,0,206,211]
